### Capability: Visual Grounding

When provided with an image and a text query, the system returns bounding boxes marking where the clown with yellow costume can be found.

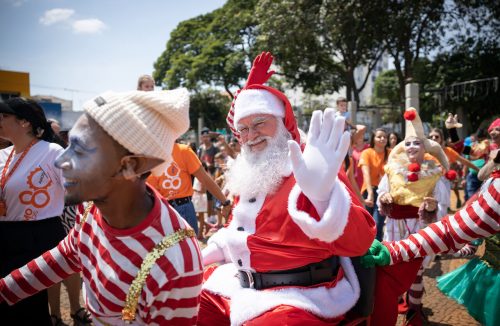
[376,107,450,325]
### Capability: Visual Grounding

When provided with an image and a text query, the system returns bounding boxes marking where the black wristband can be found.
[222,199,231,206]
[448,128,459,143]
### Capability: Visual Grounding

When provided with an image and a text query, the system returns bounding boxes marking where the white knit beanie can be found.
[83,88,190,176]
[233,89,285,126]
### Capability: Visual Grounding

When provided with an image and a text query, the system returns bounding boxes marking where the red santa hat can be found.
[488,118,500,133]
[226,53,301,143]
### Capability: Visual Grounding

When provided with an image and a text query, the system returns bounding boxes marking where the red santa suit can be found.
[200,52,375,325]
[199,165,375,325]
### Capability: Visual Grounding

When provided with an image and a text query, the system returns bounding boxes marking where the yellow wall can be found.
[0,70,30,97]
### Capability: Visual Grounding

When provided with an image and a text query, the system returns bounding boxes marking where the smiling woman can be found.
[0,98,67,325]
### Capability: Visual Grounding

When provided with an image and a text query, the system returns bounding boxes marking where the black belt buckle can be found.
[239,270,255,289]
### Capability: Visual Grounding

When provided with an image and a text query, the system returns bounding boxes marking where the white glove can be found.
[288,108,351,202]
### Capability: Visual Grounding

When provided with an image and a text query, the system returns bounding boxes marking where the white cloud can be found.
[72,19,106,34]
[39,8,75,26]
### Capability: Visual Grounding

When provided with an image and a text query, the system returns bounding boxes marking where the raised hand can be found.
[288,109,351,202]
[245,51,275,86]
[445,113,462,129]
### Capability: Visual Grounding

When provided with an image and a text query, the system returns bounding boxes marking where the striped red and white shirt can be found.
[0,188,203,325]
[385,177,500,264]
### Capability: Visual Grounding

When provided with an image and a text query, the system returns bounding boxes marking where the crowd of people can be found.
[0,52,497,326]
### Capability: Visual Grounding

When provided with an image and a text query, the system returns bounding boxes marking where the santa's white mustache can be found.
[245,136,272,147]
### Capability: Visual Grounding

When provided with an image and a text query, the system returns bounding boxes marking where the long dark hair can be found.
[369,128,389,163]
[6,97,63,145]
[429,128,445,146]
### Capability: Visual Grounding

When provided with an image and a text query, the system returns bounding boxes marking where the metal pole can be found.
[405,83,419,111]
[349,101,357,125]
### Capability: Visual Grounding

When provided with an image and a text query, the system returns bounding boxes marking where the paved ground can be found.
[58,191,482,325]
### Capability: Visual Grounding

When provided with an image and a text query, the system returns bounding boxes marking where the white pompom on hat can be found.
[83,88,190,176]
[233,89,285,127]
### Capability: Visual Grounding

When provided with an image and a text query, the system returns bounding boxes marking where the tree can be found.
[372,44,500,132]
[423,42,500,132]
[189,89,231,132]
[373,70,401,107]
[256,0,386,103]
[153,0,259,98]
[380,0,447,101]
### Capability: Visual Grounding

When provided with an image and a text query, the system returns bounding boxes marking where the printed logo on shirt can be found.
[19,166,52,220]
[160,161,182,198]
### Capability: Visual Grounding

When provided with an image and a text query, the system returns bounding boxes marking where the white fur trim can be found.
[203,257,360,325]
[233,89,285,126]
[206,193,266,270]
[288,180,351,242]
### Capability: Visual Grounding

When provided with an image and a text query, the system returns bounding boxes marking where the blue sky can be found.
[0,0,226,110]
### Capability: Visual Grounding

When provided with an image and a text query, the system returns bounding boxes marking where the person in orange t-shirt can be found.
[148,142,230,236]
[359,128,390,240]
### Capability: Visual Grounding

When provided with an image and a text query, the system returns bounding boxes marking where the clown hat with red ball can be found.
[389,107,449,170]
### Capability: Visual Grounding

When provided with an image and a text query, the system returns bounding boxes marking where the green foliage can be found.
[373,43,500,132]
[422,42,500,131]
[153,0,259,97]
[256,0,385,101]
[189,89,231,132]
[378,0,447,101]
[373,70,401,106]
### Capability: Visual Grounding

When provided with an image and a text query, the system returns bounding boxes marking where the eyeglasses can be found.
[428,134,440,140]
[236,118,271,137]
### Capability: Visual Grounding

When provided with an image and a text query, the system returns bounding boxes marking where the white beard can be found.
[225,120,292,198]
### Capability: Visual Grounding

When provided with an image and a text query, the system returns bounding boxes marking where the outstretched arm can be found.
[362,178,499,266]
[0,223,82,304]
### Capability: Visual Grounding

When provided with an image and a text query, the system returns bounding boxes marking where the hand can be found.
[288,109,351,202]
[423,197,437,212]
[489,148,500,163]
[364,191,375,207]
[379,193,393,205]
[360,240,391,268]
[445,113,462,129]
[245,52,275,86]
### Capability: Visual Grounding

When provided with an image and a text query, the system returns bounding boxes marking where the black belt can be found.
[168,196,192,206]
[238,256,339,290]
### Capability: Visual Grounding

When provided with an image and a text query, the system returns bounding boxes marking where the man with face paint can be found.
[376,107,450,325]
[0,89,203,325]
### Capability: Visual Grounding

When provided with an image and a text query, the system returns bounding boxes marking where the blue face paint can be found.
[68,136,97,154]
[54,114,125,205]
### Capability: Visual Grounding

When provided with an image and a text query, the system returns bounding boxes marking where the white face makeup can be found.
[404,137,425,163]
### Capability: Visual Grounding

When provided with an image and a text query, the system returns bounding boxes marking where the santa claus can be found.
[197,52,376,325]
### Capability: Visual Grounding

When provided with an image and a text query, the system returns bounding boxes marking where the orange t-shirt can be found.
[358,148,388,192]
[147,143,202,200]
[443,146,460,164]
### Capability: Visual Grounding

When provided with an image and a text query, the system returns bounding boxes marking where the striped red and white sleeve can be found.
[143,271,203,325]
[0,222,82,305]
[385,178,500,264]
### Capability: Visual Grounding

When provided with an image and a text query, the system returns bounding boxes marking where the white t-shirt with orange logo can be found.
[0,141,64,221]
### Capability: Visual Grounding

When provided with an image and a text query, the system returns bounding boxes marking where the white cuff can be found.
[289,179,351,242]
